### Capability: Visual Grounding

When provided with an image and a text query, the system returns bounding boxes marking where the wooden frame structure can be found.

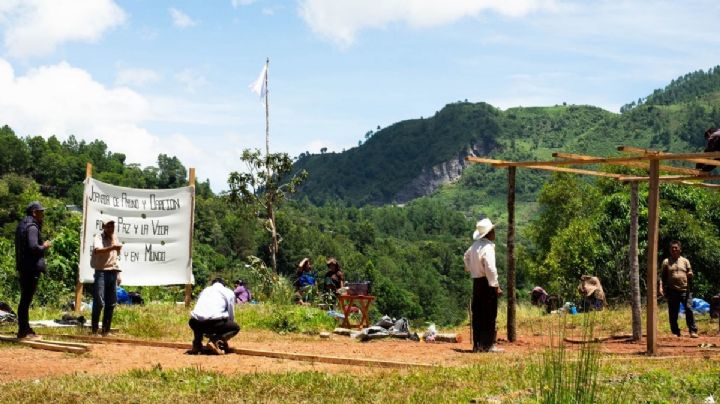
[466,147,720,355]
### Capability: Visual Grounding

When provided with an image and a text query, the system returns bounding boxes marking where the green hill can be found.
[293,65,720,206]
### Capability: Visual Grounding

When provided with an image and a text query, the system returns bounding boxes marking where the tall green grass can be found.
[0,302,337,340]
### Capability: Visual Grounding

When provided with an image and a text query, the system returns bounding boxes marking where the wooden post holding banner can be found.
[506,167,516,342]
[629,182,642,341]
[75,163,93,313]
[646,159,660,355]
[185,167,196,308]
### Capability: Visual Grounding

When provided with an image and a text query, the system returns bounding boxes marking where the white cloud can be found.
[115,68,162,87]
[174,69,208,93]
[0,58,244,190]
[231,0,257,7]
[0,0,125,58]
[169,8,197,28]
[298,0,559,48]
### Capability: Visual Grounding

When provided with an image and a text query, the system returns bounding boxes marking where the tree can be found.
[228,149,307,272]
[157,154,187,188]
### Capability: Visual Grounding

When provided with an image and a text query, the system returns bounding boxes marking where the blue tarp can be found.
[680,298,710,314]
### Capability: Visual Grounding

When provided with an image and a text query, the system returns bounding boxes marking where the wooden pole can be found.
[75,163,92,313]
[646,160,660,354]
[506,167,516,342]
[185,167,196,308]
[629,182,642,341]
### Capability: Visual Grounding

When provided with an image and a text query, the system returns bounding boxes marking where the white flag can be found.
[249,63,267,101]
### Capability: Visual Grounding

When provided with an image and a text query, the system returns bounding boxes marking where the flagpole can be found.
[264,58,270,163]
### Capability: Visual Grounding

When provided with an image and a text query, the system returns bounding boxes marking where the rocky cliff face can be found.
[393,143,489,204]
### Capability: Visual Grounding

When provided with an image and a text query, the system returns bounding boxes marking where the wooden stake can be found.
[75,162,93,313]
[185,167,196,308]
[629,182,642,341]
[506,167,516,342]
[646,159,660,355]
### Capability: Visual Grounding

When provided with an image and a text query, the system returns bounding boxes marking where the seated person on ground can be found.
[233,279,252,304]
[323,257,345,295]
[186,277,240,355]
[293,258,316,305]
[578,275,606,311]
[697,127,720,171]
[530,286,548,306]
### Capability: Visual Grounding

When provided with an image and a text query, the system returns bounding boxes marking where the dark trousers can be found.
[188,317,240,349]
[667,288,697,335]
[92,270,118,333]
[472,277,498,350]
[17,271,39,336]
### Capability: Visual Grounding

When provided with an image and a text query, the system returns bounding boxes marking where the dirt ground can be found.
[1,328,719,382]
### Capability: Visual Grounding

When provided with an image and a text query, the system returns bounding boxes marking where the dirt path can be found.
[0,329,718,382]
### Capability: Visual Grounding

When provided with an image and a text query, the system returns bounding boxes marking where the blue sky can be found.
[1,0,719,191]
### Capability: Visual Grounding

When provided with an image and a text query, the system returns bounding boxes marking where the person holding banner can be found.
[15,201,52,339]
[91,216,123,336]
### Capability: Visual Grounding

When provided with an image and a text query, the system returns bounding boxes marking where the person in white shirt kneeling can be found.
[186,277,240,355]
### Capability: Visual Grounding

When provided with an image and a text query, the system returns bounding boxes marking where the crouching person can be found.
[186,277,240,355]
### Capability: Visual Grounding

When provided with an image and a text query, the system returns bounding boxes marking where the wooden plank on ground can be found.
[63,334,190,349]
[0,334,89,354]
[230,347,433,368]
[60,334,433,368]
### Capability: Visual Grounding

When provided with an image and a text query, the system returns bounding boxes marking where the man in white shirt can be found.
[186,277,240,355]
[464,218,503,353]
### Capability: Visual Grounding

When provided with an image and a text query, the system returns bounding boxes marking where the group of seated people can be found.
[529,274,606,313]
[293,257,345,305]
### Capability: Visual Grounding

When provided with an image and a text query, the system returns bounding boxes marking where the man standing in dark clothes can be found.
[464,218,503,353]
[696,127,720,171]
[659,240,699,338]
[15,201,52,339]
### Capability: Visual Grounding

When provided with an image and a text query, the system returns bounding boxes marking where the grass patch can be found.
[0,302,338,341]
[1,356,718,403]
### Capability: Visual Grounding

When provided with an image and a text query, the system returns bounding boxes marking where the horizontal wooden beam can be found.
[679,181,720,188]
[490,151,720,168]
[466,157,623,179]
[553,152,702,175]
[618,146,720,167]
[619,174,720,183]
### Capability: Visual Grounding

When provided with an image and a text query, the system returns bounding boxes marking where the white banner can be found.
[78,178,195,286]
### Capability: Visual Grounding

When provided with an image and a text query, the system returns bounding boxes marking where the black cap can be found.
[26,201,45,215]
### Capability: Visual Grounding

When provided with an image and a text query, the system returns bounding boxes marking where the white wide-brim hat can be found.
[472,218,495,240]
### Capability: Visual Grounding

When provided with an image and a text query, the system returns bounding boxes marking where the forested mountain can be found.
[293,65,720,206]
[622,65,720,110]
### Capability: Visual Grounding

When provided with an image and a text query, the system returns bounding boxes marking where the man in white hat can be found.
[90,216,123,336]
[464,218,503,353]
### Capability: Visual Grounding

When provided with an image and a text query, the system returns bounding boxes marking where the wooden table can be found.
[338,294,375,329]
